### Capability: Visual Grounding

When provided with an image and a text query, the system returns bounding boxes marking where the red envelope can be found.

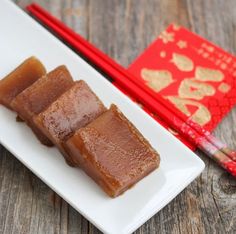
[127,24,236,149]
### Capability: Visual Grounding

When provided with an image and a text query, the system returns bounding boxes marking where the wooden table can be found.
[1,0,236,233]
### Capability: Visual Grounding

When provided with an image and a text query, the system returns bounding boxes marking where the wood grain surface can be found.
[1,0,236,233]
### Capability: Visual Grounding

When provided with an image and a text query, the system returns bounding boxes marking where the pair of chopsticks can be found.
[26,3,236,177]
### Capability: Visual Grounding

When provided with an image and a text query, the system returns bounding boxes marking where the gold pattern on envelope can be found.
[172,23,180,31]
[166,96,211,126]
[160,51,166,58]
[220,63,227,70]
[218,83,231,93]
[159,31,174,44]
[178,78,215,100]
[172,53,194,71]
[203,52,209,58]
[202,43,215,53]
[141,69,175,92]
[207,46,214,53]
[177,40,187,49]
[195,66,224,82]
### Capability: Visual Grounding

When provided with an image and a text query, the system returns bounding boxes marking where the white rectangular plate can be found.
[0,1,205,233]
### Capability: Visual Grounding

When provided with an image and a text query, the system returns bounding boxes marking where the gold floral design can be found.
[207,46,214,52]
[172,53,194,72]
[177,40,187,49]
[178,78,215,100]
[195,66,224,82]
[202,52,209,58]
[159,31,174,44]
[220,63,227,70]
[160,51,166,58]
[218,83,231,93]
[202,43,215,53]
[166,96,211,126]
[141,68,174,92]
[172,23,181,31]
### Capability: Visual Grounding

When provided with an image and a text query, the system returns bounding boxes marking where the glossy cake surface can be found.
[11,65,74,145]
[0,57,46,109]
[34,80,107,165]
[66,104,160,197]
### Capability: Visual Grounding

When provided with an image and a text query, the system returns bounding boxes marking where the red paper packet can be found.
[125,24,236,150]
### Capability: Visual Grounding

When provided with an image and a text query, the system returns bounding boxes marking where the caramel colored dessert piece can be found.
[0,57,46,109]
[33,80,106,165]
[11,66,74,146]
[65,104,160,197]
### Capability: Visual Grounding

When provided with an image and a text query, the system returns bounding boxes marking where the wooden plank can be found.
[1,0,236,233]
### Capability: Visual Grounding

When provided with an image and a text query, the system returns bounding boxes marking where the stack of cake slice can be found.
[0,57,160,197]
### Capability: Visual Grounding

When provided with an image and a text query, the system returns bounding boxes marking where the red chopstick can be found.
[26,3,236,177]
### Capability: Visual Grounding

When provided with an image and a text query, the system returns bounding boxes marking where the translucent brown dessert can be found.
[33,80,107,165]
[65,104,160,197]
[11,66,74,146]
[0,57,46,109]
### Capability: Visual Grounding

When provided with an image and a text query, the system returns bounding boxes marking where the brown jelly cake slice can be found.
[11,65,74,146]
[65,104,160,197]
[0,56,46,109]
[33,80,107,165]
